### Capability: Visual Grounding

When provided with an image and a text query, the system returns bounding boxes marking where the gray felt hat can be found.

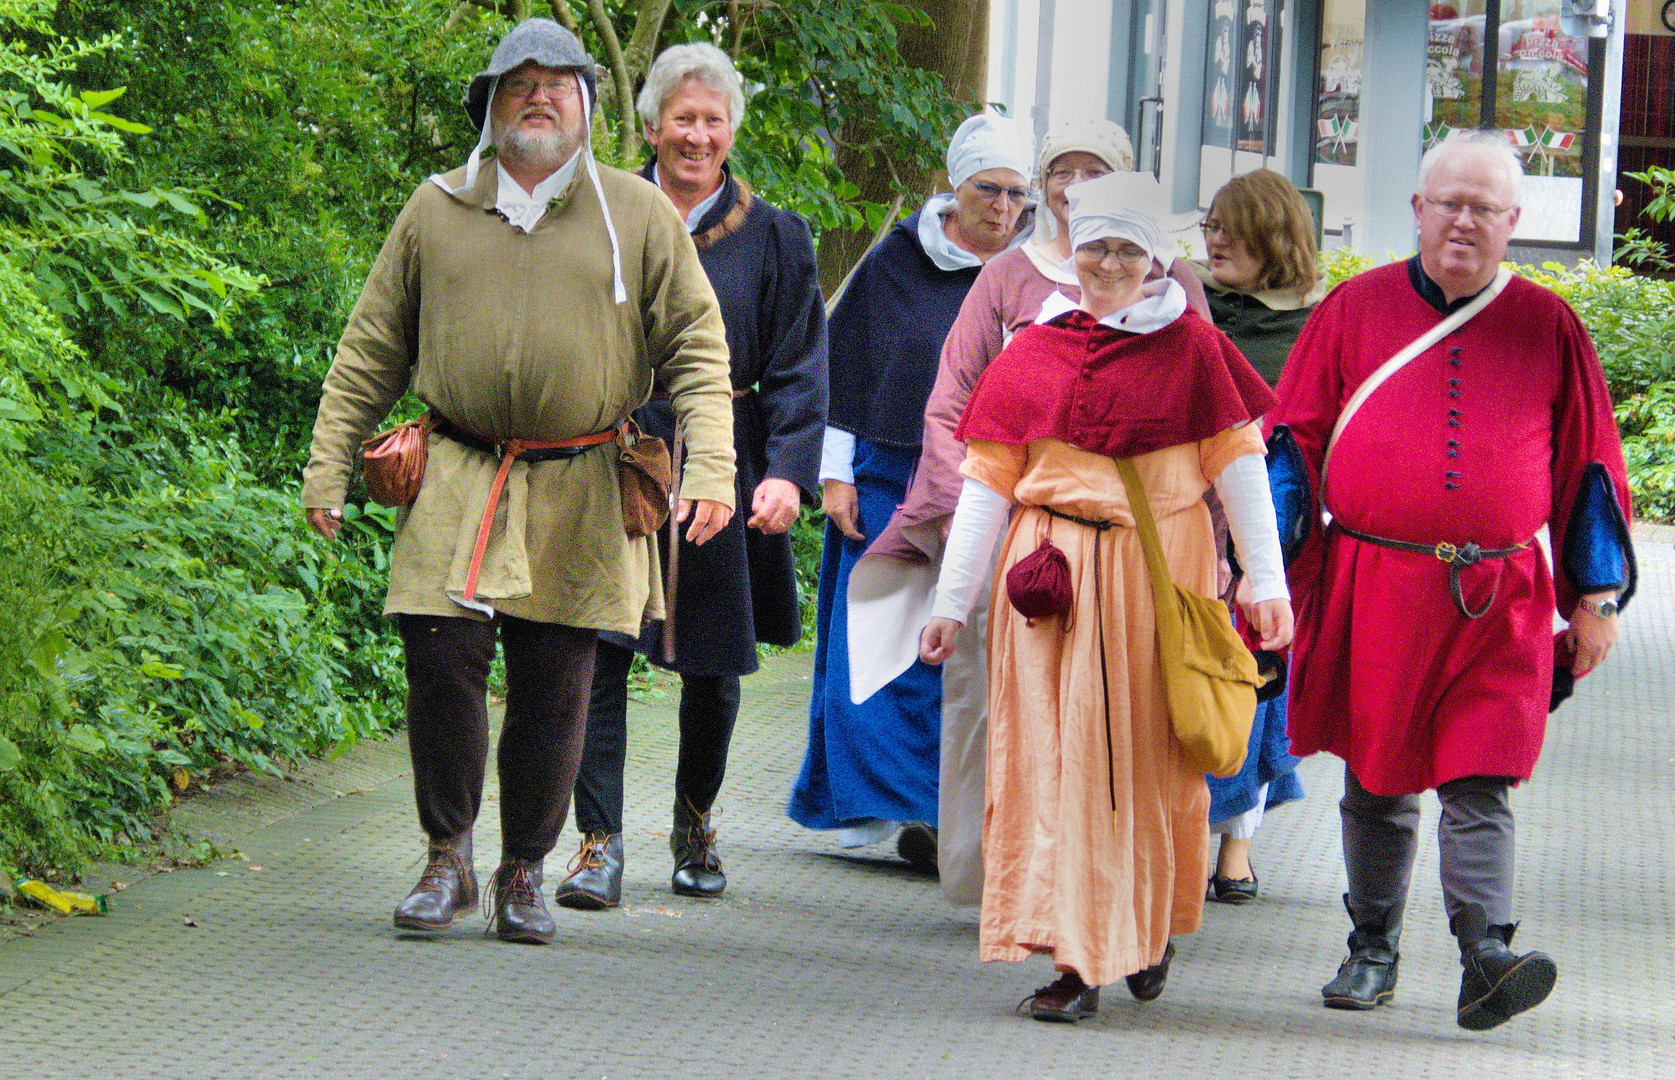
[463,18,598,132]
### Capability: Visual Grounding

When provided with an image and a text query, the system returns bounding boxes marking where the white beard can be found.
[494,113,583,173]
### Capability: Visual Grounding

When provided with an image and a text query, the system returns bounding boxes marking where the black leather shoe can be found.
[1124,941,1175,1001]
[1210,866,1259,905]
[1019,973,1099,1022]
[1322,895,1401,1010]
[555,832,623,911]
[671,819,726,897]
[393,835,476,933]
[1452,904,1557,1031]
[483,858,555,944]
[896,822,938,876]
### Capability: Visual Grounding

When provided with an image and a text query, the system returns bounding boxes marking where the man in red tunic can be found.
[1271,131,1633,1030]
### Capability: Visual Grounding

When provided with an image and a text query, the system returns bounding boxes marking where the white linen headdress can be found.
[945,113,1030,190]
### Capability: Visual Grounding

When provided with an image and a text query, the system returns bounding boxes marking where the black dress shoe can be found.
[555,832,623,911]
[483,858,555,944]
[1019,973,1099,1022]
[1124,941,1175,1001]
[671,821,726,897]
[393,835,477,933]
[896,822,938,876]
[1209,865,1258,905]
[1322,896,1401,1010]
[1452,904,1557,1031]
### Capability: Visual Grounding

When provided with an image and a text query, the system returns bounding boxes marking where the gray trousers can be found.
[1341,765,1516,929]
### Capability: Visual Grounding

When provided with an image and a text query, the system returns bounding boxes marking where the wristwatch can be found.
[1576,595,1619,619]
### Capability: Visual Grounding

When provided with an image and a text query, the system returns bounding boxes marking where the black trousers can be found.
[399,613,597,863]
[572,638,741,836]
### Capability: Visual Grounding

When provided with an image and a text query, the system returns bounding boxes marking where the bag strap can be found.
[1321,266,1511,488]
[1114,457,1179,640]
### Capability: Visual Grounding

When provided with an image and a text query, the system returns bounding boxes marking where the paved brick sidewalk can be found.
[2,533,1670,1079]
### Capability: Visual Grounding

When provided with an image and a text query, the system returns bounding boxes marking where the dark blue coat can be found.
[613,166,829,675]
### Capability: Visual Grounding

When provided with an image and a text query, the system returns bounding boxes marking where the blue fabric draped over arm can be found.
[1266,425,1311,566]
[1561,461,1636,610]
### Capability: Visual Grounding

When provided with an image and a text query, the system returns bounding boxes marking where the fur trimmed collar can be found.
[692,175,752,250]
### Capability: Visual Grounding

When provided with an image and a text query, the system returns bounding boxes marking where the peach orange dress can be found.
[961,426,1263,985]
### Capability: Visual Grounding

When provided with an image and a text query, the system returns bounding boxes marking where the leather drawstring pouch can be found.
[360,412,434,508]
[1005,513,1073,624]
[617,418,673,539]
[1115,457,1259,778]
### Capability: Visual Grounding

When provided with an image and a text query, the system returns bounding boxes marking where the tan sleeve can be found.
[1198,422,1266,487]
[959,439,1029,501]
[638,195,737,508]
[300,198,422,508]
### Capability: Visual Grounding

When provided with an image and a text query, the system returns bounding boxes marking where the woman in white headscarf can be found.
[851,120,1209,900]
[918,172,1291,1022]
[789,114,1032,863]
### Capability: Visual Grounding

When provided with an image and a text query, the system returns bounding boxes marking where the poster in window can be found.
[1203,0,1237,150]
[1426,2,1489,147]
[1496,3,1587,179]
[1316,17,1362,167]
[1239,0,1270,153]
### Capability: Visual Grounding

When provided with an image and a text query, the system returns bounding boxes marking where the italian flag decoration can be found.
[1505,126,1538,147]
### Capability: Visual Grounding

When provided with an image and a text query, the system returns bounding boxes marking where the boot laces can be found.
[413,843,468,892]
[481,862,539,919]
[683,824,723,872]
[563,835,608,879]
[1016,973,1085,1014]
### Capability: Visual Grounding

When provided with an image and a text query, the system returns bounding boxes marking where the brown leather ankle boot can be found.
[393,834,477,933]
[484,858,555,944]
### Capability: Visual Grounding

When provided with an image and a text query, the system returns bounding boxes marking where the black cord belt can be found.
[1044,506,1117,531]
[432,414,606,463]
[1337,523,1528,619]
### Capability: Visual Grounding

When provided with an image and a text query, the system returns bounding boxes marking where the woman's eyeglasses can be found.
[969,180,1031,205]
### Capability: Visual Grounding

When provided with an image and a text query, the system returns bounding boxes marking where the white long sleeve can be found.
[1214,452,1289,603]
[819,426,856,484]
[932,477,1012,623]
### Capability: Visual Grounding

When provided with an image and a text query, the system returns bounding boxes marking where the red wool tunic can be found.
[1270,262,1629,796]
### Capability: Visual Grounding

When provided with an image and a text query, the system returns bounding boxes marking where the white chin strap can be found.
[577,80,627,305]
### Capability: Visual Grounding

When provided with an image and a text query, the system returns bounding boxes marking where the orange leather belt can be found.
[439,418,619,603]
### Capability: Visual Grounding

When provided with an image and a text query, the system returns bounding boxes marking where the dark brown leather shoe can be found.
[483,858,555,944]
[555,832,623,911]
[1019,972,1099,1023]
[1125,941,1175,1001]
[392,835,477,933]
[671,808,726,898]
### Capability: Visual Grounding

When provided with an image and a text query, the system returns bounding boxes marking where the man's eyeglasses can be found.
[1045,165,1112,185]
[1420,196,1510,223]
[503,76,579,100]
[1078,241,1150,264]
[969,180,1031,205]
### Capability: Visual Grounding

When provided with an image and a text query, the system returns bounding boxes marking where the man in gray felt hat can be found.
[301,18,736,944]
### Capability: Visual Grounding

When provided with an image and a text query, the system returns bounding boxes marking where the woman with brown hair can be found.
[1191,168,1325,903]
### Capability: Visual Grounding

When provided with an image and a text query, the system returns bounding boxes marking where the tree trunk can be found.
[815,0,988,296]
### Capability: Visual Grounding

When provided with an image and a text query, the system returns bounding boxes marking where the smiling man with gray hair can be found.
[301,19,735,945]
[1270,130,1635,1029]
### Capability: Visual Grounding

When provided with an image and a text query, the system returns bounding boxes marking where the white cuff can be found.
[1214,453,1289,603]
[820,426,856,485]
[932,477,1011,622]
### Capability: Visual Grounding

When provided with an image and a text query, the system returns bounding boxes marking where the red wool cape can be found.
[957,307,1276,453]
[1270,263,1630,796]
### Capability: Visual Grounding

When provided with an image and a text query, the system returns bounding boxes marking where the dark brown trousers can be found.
[399,613,597,863]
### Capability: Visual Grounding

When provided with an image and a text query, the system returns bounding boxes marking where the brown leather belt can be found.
[1337,523,1528,619]
[435,415,618,603]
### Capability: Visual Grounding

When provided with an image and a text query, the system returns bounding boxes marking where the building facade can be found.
[987,0,1665,263]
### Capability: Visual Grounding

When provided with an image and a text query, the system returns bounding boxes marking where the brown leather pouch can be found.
[617,418,672,538]
[360,412,433,507]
